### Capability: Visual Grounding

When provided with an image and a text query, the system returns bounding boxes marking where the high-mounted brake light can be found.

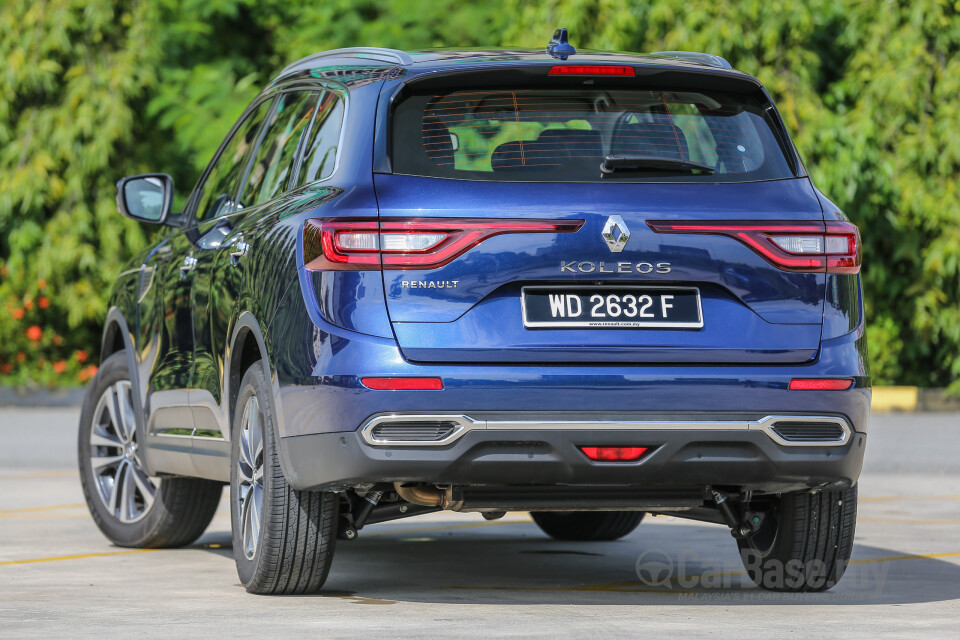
[788,378,854,391]
[579,446,649,462]
[647,220,861,274]
[304,218,583,271]
[361,377,444,390]
[549,65,635,76]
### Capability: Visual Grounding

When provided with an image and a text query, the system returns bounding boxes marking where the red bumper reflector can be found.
[579,446,649,462]
[549,65,635,76]
[788,378,854,391]
[361,377,443,390]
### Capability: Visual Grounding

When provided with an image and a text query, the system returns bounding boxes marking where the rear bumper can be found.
[272,324,869,496]
[279,414,866,495]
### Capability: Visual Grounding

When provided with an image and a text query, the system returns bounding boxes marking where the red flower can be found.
[53,361,66,374]
[16,352,25,363]
[37,278,47,290]
[53,335,63,346]
[38,297,50,309]
[75,350,88,363]
[1,363,12,375]
[26,326,42,341]
[23,299,33,310]
[12,308,24,320]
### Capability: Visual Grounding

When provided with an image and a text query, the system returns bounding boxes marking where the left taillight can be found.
[303,217,583,271]
[647,220,861,274]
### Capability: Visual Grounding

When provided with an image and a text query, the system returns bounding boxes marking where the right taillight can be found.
[303,217,583,271]
[646,220,861,274]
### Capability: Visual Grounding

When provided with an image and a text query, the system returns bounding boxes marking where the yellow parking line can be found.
[0,513,90,519]
[0,549,164,567]
[0,520,533,566]
[0,503,85,515]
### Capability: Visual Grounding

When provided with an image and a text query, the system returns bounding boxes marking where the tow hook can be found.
[710,488,764,539]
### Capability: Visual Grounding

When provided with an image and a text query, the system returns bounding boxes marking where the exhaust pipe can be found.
[394,482,450,508]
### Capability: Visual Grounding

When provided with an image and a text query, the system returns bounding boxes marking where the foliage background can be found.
[0,0,957,389]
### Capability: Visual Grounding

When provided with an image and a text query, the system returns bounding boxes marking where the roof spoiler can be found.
[651,51,732,70]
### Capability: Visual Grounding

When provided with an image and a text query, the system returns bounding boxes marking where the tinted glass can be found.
[239,91,321,207]
[296,91,344,186]
[194,98,273,221]
[392,88,795,183]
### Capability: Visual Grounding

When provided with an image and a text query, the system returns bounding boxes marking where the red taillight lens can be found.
[549,65,635,76]
[788,378,854,391]
[304,218,583,271]
[361,377,444,390]
[647,220,861,274]
[579,446,649,462]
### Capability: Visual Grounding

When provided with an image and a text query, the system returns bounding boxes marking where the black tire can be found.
[737,486,857,592]
[230,360,338,595]
[531,511,645,541]
[78,351,222,548]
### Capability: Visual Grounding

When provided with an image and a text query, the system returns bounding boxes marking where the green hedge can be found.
[1,0,957,390]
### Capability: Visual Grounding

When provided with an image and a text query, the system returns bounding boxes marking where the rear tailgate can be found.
[366,66,836,365]
[375,174,825,364]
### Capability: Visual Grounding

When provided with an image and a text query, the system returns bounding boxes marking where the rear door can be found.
[374,71,831,364]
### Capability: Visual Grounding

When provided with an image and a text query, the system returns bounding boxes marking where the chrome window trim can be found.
[359,413,852,447]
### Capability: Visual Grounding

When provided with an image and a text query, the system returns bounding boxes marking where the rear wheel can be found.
[737,486,857,592]
[230,360,338,594]
[531,511,644,541]
[78,351,221,548]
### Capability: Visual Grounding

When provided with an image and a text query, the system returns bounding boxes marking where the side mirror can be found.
[116,173,174,224]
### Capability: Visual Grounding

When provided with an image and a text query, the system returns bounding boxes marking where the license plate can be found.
[521,286,703,328]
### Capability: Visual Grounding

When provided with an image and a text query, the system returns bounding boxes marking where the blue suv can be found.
[79,31,869,594]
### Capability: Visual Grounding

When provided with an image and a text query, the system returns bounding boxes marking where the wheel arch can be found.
[227,312,298,484]
[227,312,277,437]
[99,308,151,475]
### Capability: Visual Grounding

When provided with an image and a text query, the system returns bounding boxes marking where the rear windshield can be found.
[391,87,796,183]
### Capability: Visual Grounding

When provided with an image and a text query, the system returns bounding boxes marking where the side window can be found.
[239,91,321,207]
[193,98,274,222]
[296,91,345,186]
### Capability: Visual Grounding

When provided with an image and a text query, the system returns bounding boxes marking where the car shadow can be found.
[192,519,960,605]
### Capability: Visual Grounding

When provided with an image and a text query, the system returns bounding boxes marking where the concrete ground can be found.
[0,408,958,638]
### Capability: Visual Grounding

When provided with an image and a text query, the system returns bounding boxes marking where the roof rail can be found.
[651,51,732,70]
[277,47,413,78]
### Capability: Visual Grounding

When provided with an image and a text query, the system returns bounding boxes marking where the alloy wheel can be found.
[89,380,158,524]
[236,395,265,560]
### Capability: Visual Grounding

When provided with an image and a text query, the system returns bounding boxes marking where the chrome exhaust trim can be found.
[360,413,852,447]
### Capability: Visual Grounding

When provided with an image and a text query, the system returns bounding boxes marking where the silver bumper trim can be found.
[359,414,853,447]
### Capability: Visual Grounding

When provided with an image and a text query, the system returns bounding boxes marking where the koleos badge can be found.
[601,215,630,253]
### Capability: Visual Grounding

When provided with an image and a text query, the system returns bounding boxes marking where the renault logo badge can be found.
[601,215,630,253]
